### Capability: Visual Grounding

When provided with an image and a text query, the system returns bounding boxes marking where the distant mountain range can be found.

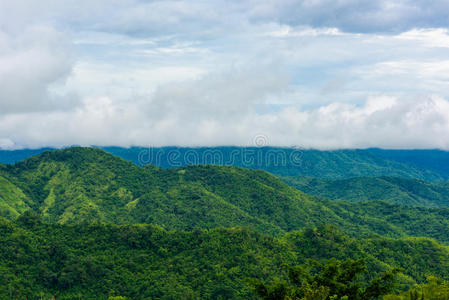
[2,146,449,180]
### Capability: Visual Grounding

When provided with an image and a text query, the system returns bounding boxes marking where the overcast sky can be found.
[2,0,449,149]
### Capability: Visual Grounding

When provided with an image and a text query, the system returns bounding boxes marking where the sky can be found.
[2,0,449,149]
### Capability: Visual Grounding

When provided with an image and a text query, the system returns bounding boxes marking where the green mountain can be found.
[0,174,31,218]
[3,148,449,244]
[2,148,449,298]
[3,217,449,299]
[284,176,449,207]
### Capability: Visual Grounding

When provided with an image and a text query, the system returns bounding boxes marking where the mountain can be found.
[3,148,449,244]
[369,148,449,177]
[102,147,449,180]
[2,147,449,180]
[284,176,449,207]
[3,218,449,299]
[0,174,31,218]
[1,148,367,235]
[3,148,449,298]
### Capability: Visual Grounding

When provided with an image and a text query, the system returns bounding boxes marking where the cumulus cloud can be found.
[0,25,75,114]
[1,0,449,149]
[248,0,449,33]
[3,0,449,36]
[3,93,449,150]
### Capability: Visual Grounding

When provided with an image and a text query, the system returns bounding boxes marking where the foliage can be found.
[1,218,449,299]
[252,258,401,300]
[3,148,449,244]
[383,276,449,299]
[0,148,449,298]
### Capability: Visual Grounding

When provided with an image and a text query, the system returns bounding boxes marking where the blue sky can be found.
[2,0,449,149]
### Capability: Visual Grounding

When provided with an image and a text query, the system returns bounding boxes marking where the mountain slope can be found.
[3,147,449,244]
[0,175,31,218]
[284,176,449,207]
[2,148,284,234]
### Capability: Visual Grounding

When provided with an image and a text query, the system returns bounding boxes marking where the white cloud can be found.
[0,25,75,114]
[2,1,449,149]
[2,66,449,150]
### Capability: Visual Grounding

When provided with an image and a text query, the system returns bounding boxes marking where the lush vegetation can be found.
[1,147,449,298]
[3,148,449,244]
[284,176,449,208]
[3,216,449,299]
[253,258,401,300]
[2,148,449,244]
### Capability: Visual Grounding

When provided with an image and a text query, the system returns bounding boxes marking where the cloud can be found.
[248,0,449,33]
[147,66,290,122]
[0,25,76,114]
[3,0,449,36]
[3,94,449,150]
[2,1,449,150]
[2,64,449,150]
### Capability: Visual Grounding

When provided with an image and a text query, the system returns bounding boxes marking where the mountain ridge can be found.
[284,175,449,207]
[1,146,449,180]
[2,147,449,244]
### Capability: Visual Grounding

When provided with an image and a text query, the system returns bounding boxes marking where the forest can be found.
[2,147,449,299]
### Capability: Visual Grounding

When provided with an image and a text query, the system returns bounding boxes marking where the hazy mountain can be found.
[1,147,449,180]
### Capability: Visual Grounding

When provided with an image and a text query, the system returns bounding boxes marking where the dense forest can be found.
[3,216,449,299]
[2,147,449,299]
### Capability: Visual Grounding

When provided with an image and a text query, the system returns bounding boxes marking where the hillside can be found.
[2,148,449,244]
[2,148,449,298]
[3,217,449,299]
[284,176,449,207]
[0,175,31,218]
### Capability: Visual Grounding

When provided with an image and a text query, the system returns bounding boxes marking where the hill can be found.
[284,176,449,207]
[3,148,449,244]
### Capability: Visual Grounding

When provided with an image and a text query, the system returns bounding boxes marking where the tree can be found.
[252,258,401,300]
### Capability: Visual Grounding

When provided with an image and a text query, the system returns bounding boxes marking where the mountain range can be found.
[2,147,449,180]
[2,147,449,298]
